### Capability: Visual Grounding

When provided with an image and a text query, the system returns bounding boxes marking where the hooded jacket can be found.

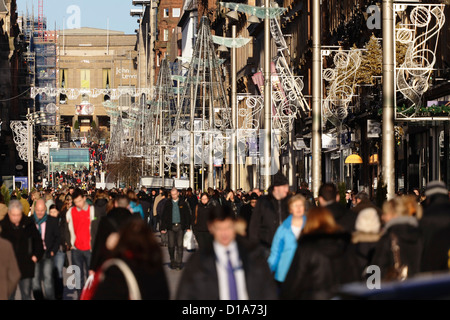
[281,231,360,300]
[371,216,423,279]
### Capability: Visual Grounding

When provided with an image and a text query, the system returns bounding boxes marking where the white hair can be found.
[8,200,23,213]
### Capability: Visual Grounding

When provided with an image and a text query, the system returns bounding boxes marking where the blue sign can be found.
[15,177,28,190]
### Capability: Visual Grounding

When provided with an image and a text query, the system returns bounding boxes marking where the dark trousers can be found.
[71,249,91,296]
[167,224,184,267]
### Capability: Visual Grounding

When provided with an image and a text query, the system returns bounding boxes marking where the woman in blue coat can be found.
[268,194,307,285]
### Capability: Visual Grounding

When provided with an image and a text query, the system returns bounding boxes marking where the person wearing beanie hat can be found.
[249,172,290,258]
[420,180,450,272]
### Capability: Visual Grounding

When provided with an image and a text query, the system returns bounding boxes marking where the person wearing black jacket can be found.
[90,196,141,272]
[48,204,70,300]
[249,172,290,257]
[137,190,152,224]
[0,200,44,300]
[31,199,60,300]
[160,188,192,270]
[185,187,198,215]
[419,181,450,272]
[371,197,423,280]
[318,183,357,233]
[192,193,213,249]
[92,219,170,300]
[280,207,360,300]
[176,205,278,300]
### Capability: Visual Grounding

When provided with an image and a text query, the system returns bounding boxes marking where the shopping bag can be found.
[183,230,198,251]
[79,273,99,300]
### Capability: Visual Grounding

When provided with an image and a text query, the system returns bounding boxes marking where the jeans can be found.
[71,249,91,296]
[10,278,32,300]
[167,224,184,267]
[32,256,55,300]
[53,251,66,300]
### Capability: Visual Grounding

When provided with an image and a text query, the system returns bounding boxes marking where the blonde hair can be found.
[302,207,342,235]
[288,194,307,211]
[382,197,410,218]
[401,195,423,219]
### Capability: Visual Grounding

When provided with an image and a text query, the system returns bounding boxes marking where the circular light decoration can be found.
[46,103,57,114]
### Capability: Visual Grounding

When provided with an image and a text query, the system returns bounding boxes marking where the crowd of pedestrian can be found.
[0,172,450,300]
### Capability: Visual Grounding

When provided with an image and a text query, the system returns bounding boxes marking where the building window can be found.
[157,54,160,67]
[173,8,180,17]
[164,8,169,18]
[163,29,169,41]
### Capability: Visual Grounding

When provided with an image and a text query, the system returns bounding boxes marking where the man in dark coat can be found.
[160,188,192,270]
[419,180,450,272]
[318,183,357,233]
[0,200,44,300]
[249,172,290,257]
[176,206,278,300]
[31,199,60,300]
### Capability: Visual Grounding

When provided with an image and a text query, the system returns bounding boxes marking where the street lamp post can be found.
[382,0,395,200]
[311,0,322,198]
[263,0,272,192]
[26,108,48,190]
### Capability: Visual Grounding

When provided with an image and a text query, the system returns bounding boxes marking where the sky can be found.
[16,0,139,34]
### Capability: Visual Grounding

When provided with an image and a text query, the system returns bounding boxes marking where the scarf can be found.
[34,212,48,235]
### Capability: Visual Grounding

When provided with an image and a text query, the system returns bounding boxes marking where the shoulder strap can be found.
[100,258,142,300]
[195,205,198,225]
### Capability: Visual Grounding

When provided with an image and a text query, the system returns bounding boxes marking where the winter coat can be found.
[419,195,450,272]
[371,216,423,279]
[186,195,199,215]
[92,257,170,300]
[0,214,44,279]
[238,203,254,236]
[160,199,191,231]
[223,198,242,217]
[176,235,278,300]
[36,215,61,258]
[281,231,360,300]
[421,224,450,272]
[192,202,213,233]
[0,237,21,300]
[351,231,381,278]
[91,198,109,249]
[129,201,145,220]
[268,214,306,282]
[249,193,289,249]
[90,208,141,271]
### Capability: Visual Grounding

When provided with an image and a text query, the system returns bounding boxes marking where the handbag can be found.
[80,258,141,300]
[384,233,408,282]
